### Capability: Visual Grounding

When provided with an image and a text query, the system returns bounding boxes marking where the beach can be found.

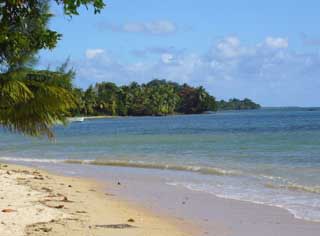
[1,109,320,235]
[0,163,193,236]
[2,0,320,235]
[1,162,320,236]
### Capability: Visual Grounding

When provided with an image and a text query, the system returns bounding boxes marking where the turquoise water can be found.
[1,108,320,221]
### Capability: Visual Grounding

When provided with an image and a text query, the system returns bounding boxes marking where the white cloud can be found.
[218,36,240,49]
[144,20,176,34]
[123,23,144,33]
[131,46,185,58]
[264,37,288,49]
[161,53,174,64]
[85,49,105,59]
[71,36,320,106]
[213,36,256,59]
[98,20,177,35]
[215,36,242,58]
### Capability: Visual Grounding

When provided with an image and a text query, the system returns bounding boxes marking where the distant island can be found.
[217,98,261,110]
[71,79,260,117]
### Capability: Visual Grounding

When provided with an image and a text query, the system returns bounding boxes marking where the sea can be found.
[0,107,320,222]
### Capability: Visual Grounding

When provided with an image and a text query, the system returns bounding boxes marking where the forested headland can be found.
[70,79,260,117]
[217,98,261,111]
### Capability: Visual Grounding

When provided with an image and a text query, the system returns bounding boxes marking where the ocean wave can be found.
[0,156,239,176]
[0,157,63,163]
[64,159,240,176]
[2,156,320,222]
[63,159,87,164]
[265,182,320,194]
[260,175,285,181]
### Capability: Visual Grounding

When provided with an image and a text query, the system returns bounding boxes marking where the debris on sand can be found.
[1,209,17,213]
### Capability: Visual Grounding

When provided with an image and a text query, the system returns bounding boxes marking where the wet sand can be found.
[2,162,320,236]
[38,163,320,236]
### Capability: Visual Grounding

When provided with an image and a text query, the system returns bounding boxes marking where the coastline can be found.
[0,163,194,236]
[2,161,320,236]
[34,162,320,236]
[83,115,119,120]
[70,109,258,121]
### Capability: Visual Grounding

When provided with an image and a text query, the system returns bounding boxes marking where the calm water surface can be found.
[1,108,320,221]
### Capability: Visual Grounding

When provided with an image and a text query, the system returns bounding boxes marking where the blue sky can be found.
[40,0,320,106]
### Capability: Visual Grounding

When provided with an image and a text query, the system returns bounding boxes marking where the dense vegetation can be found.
[217,98,261,110]
[71,80,217,116]
[70,79,261,117]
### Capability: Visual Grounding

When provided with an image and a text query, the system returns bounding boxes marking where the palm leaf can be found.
[0,69,76,138]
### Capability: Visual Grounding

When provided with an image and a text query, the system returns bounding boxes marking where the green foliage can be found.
[0,1,60,71]
[55,0,105,15]
[177,85,216,114]
[70,79,217,117]
[0,68,75,138]
[0,1,105,72]
[70,80,261,117]
[0,0,105,137]
[217,98,261,110]
[96,82,119,116]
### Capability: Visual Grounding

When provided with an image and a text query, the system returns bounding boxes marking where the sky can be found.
[39,0,320,107]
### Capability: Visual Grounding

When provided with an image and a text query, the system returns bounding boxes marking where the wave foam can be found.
[65,159,240,176]
[168,182,320,222]
[265,182,320,194]
[0,157,63,163]
[0,157,239,176]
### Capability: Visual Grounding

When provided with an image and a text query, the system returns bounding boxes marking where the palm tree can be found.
[0,68,76,138]
[0,1,77,138]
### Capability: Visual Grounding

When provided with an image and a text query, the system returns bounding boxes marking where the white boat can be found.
[68,117,85,123]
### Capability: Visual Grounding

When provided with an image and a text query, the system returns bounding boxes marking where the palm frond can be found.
[0,69,76,138]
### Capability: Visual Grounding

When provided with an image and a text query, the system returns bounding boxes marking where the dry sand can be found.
[0,163,193,236]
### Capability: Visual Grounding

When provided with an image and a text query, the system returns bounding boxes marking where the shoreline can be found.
[32,162,320,236]
[2,157,319,223]
[2,161,320,236]
[0,163,195,236]
[69,109,260,121]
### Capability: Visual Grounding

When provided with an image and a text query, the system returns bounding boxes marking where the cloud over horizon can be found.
[97,20,177,35]
[71,36,320,107]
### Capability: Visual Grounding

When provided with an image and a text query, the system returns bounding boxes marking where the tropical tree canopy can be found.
[70,79,218,117]
[216,98,261,110]
[70,79,261,117]
[0,0,105,137]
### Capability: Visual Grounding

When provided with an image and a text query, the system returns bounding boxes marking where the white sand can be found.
[0,168,67,236]
[0,164,192,236]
